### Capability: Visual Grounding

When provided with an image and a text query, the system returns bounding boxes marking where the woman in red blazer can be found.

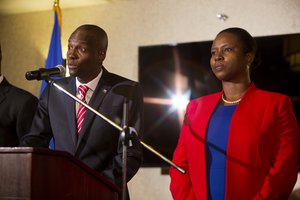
[170,28,299,200]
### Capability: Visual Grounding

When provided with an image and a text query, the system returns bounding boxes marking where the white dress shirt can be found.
[75,69,103,115]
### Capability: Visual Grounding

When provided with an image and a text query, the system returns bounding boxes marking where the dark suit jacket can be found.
[0,78,38,146]
[20,68,143,192]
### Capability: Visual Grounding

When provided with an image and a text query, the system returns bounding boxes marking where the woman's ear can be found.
[246,52,254,66]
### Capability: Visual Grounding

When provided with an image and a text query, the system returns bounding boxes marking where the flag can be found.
[43,0,63,150]
[40,0,63,94]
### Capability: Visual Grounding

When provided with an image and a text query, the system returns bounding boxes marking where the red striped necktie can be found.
[77,85,89,135]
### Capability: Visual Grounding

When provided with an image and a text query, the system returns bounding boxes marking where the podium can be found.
[0,147,120,200]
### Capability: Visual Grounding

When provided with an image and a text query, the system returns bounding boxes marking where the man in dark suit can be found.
[0,44,38,146]
[20,25,143,198]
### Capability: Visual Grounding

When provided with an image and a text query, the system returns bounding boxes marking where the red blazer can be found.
[170,83,299,200]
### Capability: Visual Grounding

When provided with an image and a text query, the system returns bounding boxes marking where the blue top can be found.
[205,104,237,200]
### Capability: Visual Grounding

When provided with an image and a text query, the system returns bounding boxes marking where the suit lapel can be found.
[63,78,78,146]
[0,78,10,104]
[0,87,6,104]
[187,91,221,199]
[189,92,222,140]
[76,69,112,149]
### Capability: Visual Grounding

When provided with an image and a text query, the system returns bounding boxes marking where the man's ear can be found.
[99,50,106,61]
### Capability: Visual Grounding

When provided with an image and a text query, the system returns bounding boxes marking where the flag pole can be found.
[53,0,62,36]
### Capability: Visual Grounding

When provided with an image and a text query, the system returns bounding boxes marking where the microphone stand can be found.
[47,78,186,199]
[121,99,129,200]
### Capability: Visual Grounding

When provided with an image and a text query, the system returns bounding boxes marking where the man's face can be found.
[67,29,104,83]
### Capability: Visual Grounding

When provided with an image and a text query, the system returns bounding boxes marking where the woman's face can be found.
[210,32,252,82]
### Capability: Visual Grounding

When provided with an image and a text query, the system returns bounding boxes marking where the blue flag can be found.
[43,3,63,150]
[40,8,63,94]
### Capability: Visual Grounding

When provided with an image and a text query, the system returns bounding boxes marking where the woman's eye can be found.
[80,48,86,52]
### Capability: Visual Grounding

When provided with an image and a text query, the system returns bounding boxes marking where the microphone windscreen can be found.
[56,65,66,76]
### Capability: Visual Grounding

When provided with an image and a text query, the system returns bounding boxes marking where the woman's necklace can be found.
[221,93,241,104]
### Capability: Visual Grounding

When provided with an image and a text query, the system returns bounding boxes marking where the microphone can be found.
[25,65,66,80]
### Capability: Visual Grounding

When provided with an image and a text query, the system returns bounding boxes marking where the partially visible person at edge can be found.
[0,44,38,146]
[20,24,143,199]
[169,27,299,200]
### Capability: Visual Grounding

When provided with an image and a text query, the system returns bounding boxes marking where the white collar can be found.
[76,69,103,92]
